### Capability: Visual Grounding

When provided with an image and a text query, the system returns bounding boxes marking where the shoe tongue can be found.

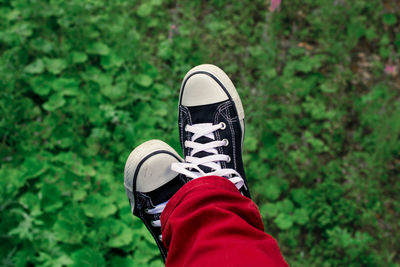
[145,176,184,206]
[186,101,225,124]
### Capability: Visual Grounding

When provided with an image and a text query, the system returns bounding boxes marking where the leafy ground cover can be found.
[1,0,399,266]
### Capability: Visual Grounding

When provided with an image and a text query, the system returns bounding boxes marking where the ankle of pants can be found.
[160,176,289,267]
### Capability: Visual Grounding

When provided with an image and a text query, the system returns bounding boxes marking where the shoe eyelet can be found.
[226,156,231,163]
[144,208,150,214]
[220,122,226,130]
[223,138,229,146]
[158,235,162,241]
[151,221,156,227]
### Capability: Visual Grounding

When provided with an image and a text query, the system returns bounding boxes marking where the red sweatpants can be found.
[161,176,289,267]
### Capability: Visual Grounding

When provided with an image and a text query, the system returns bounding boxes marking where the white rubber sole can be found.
[124,140,183,209]
[179,64,245,138]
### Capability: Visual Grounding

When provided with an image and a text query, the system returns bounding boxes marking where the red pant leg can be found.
[161,176,289,267]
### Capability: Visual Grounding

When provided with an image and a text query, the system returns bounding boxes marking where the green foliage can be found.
[1,0,399,266]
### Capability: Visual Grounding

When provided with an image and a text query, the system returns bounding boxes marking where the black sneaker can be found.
[172,64,251,198]
[124,140,186,262]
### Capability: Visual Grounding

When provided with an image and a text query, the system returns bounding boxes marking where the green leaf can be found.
[30,38,54,53]
[45,58,67,74]
[157,40,172,60]
[137,3,153,17]
[22,157,48,180]
[97,219,134,248]
[71,51,88,64]
[109,256,134,267]
[365,28,377,41]
[134,74,153,87]
[42,93,66,111]
[101,82,127,99]
[244,136,258,152]
[40,183,63,212]
[154,83,173,98]
[56,137,73,148]
[265,182,281,201]
[71,248,105,267]
[8,211,35,240]
[86,42,110,55]
[261,132,278,159]
[395,33,400,49]
[274,213,293,230]
[73,189,87,202]
[380,34,391,45]
[82,194,117,218]
[382,13,397,26]
[53,206,86,244]
[266,68,277,78]
[151,0,163,6]
[320,83,337,93]
[24,59,45,74]
[293,209,309,225]
[52,77,80,95]
[37,253,73,267]
[15,22,33,38]
[133,229,160,264]
[101,53,124,69]
[69,163,96,177]
[19,192,41,216]
[29,76,52,96]
[148,260,164,267]
[379,46,390,59]
[261,203,279,218]
[119,205,134,225]
[276,199,294,214]
[108,225,133,248]
[291,188,308,206]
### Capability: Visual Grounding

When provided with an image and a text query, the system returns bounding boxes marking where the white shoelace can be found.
[146,122,245,241]
[171,122,244,189]
[146,201,168,241]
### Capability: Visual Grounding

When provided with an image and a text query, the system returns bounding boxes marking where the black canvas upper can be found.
[178,99,251,198]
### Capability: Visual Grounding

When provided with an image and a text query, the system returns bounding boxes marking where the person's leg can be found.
[124,140,289,266]
[161,176,289,267]
[163,64,288,265]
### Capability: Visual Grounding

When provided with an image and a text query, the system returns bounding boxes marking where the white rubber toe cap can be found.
[124,140,182,193]
[179,64,244,122]
[181,72,229,106]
